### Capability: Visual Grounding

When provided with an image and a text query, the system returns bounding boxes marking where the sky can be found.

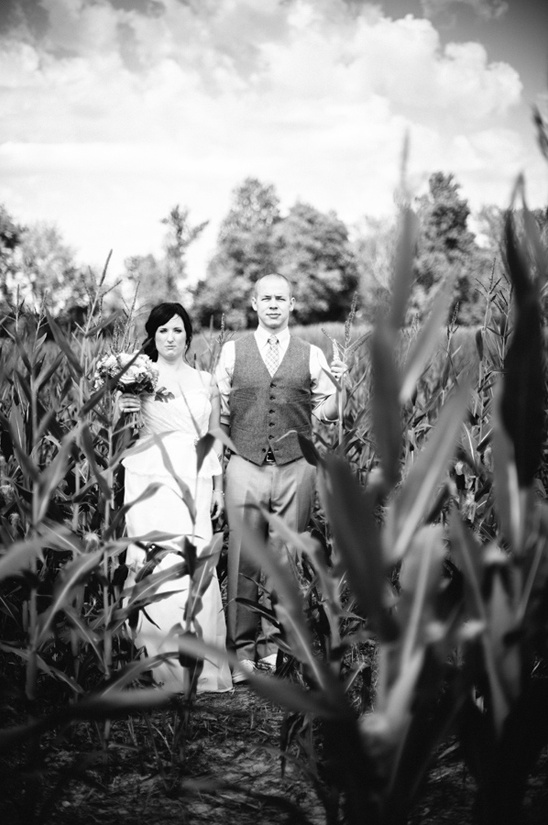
[1,0,547,286]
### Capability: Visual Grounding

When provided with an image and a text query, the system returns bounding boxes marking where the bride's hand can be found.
[118,393,142,414]
[211,490,225,520]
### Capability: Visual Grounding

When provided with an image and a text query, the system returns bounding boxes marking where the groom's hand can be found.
[211,490,225,520]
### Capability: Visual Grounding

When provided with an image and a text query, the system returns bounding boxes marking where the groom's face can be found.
[252,276,294,332]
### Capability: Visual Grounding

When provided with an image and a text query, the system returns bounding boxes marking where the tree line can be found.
[1,174,547,329]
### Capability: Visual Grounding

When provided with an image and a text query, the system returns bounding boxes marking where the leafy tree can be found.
[124,205,208,312]
[19,223,89,315]
[162,204,208,291]
[273,201,359,324]
[476,203,548,317]
[189,268,252,330]
[412,172,491,324]
[0,204,22,252]
[353,215,398,324]
[192,180,359,328]
[192,177,281,328]
[0,209,91,317]
[0,204,24,311]
[215,176,281,281]
[123,253,165,311]
[476,203,505,257]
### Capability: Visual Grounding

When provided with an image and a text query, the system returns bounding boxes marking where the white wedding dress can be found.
[122,381,232,693]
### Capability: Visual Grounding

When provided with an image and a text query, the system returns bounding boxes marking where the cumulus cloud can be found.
[0,0,522,142]
[421,0,509,23]
[0,0,542,280]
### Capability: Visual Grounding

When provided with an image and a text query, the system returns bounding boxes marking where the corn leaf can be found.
[37,549,104,644]
[83,310,122,338]
[448,511,510,734]
[370,323,401,488]
[0,644,84,694]
[79,423,112,499]
[44,309,84,378]
[319,455,398,641]
[400,279,454,404]
[36,427,82,523]
[398,525,445,668]
[196,432,215,473]
[35,350,65,393]
[487,573,520,704]
[67,687,173,716]
[205,426,239,455]
[177,631,347,717]
[498,297,544,489]
[389,207,418,330]
[123,561,188,606]
[297,433,324,467]
[387,379,470,564]
[245,670,346,718]
[1,406,39,482]
[491,420,527,551]
[186,533,223,620]
[0,687,172,752]
[0,524,76,581]
[241,519,327,687]
[13,368,32,405]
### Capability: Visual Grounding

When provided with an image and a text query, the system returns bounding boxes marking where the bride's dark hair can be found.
[142,302,193,362]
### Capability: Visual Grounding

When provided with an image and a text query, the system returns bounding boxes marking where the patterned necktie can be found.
[265,335,280,376]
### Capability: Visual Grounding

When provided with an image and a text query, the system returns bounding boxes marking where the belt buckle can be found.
[264,451,276,464]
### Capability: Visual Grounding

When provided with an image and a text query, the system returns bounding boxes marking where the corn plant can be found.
[0,283,229,820]
[172,190,548,825]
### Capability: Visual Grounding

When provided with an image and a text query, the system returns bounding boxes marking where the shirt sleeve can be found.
[214,341,235,426]
[310,344,338,422]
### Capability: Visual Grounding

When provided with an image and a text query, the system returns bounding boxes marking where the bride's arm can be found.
[208,376,224,519]
[207,376,223,458]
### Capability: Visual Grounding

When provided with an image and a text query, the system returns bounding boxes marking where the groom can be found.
[215,273,347,684]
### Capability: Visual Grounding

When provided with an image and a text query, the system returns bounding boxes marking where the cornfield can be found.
[1,184,548,825]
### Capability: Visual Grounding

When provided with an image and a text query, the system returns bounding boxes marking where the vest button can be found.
[268,434,273,440]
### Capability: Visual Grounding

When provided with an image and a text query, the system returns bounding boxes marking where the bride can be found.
[120,302,232,693]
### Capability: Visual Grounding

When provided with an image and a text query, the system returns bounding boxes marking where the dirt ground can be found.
[2,685,548,825]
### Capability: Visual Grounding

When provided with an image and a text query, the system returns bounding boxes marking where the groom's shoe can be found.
[259,653,278,671]
[232,659,256,686]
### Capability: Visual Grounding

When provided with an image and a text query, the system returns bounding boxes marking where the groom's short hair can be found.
[254,273,293,296]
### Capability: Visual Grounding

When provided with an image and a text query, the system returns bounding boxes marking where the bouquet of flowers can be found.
[93,351,168,429]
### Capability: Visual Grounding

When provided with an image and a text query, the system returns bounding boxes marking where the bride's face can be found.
[155,314,187,362]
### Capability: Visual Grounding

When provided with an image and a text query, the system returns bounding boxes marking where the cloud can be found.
[0,0,541,282]
[421,0,509,23]
[1,0,521,142]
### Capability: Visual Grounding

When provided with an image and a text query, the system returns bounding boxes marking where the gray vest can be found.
[230,334,312,465]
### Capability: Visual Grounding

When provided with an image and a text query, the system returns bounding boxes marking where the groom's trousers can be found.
[225,454,316,662]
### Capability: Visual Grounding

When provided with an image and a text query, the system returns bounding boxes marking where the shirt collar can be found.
[255,327,290,347]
